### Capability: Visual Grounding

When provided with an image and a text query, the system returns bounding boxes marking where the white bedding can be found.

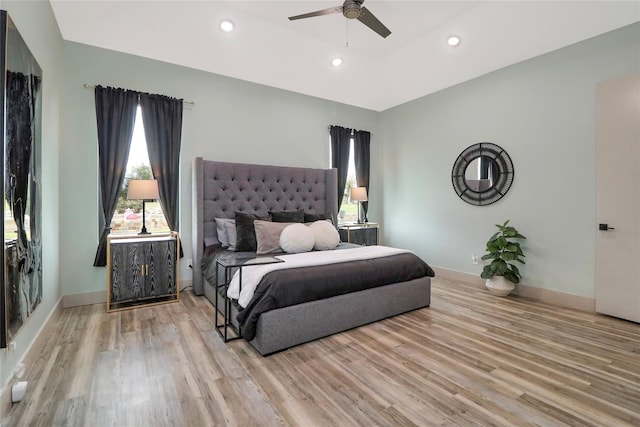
[227,245,411,308]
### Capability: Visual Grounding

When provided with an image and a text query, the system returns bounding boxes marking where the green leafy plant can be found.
[480,220,526,284]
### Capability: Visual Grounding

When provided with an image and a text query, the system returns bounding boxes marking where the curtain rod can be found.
[83,84,195,105]
[327,125,373,136]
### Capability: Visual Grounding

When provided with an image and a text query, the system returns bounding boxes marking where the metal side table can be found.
[215,254,284,341]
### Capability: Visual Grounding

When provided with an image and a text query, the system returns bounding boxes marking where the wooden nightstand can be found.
[107,231,180,312]
[338,223,380,246]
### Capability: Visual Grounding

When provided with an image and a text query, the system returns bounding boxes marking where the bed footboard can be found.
[201,268,431,355]
[250,277,431,355]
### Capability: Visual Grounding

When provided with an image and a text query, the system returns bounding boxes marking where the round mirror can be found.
[452,143,514,206]
[464,156,498,192]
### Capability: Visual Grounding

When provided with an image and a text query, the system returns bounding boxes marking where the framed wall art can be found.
[0,10,43,348]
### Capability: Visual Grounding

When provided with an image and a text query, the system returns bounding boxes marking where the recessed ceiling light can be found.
[447,35,461,47]
[220,20,234,33]
[331,58,343,67]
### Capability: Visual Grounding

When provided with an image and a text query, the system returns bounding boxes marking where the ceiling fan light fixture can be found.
[447,35,461,47]
[331,58,343,67]
[220,20,234,33]
[343,2,362,19]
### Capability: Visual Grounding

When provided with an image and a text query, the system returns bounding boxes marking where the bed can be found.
[191,157,433,355]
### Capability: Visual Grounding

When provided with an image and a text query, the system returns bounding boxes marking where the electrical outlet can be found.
[471,254,480,265]
[14,363,25,379]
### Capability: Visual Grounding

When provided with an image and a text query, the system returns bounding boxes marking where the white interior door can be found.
[595,72,640,323]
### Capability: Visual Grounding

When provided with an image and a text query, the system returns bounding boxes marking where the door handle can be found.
[599,223,615,231]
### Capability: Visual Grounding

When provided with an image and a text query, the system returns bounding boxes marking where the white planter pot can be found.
[485,276,515,296]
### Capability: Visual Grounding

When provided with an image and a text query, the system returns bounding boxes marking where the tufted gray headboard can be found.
[191,157,338,295]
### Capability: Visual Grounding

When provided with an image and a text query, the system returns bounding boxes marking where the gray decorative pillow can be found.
[235,212,269,252]
[304,212,334,224]
[215,217,235,247]
[254,220,293,254]
[204,237,219,249]
[270,210,304,223]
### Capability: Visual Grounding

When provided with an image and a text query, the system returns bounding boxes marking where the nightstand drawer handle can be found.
[140,264,149,276]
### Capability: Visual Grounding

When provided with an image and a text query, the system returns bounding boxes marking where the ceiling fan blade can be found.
[357,6,391,38]
[288,6,343,21]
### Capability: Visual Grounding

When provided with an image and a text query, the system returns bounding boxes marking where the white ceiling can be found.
[50,1,640,111]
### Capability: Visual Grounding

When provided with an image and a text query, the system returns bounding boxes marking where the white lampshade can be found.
[350,187,368,202]
[127,179,159,200]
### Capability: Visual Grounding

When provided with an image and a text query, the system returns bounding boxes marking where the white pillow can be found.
[215,217,235,247]
[204,237,218,248]
[280,223,315,254]
[308,220,340,250]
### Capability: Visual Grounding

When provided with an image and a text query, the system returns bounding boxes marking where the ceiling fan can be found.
[288,0,391,39]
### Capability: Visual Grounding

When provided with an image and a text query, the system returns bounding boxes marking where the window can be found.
[338,138,358,223]
[329,126,370,225]
[109,106,169,235]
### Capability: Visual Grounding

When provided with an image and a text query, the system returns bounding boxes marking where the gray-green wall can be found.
[60,41,381,298]
[380,23,640,298]
[0,0,62,389]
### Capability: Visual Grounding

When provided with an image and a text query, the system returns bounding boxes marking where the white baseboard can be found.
[63,290,106,308]
[433,266,595,313]
[0,297,64,420]
[179,279,193,292]
[513,282,595,312]
[433,267,485,287]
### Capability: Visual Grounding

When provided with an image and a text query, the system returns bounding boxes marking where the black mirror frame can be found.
[451,142,514,206]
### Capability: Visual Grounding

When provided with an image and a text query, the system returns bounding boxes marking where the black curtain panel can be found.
[330,125,352,212]
[354,129,371,222]
[93,86,138,266]
[139,92,183,254]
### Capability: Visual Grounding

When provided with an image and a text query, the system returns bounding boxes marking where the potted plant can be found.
[480,220,526,296]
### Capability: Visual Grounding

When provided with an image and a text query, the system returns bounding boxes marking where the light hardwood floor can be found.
[3,277,640,426]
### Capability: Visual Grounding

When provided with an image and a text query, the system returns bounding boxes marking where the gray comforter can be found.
[201,247,435,341]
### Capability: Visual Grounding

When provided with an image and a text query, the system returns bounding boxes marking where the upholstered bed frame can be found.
[192,157,431,355]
